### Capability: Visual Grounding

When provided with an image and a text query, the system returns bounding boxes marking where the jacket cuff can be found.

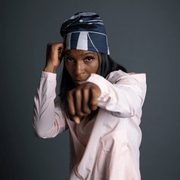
[41,71,57,81]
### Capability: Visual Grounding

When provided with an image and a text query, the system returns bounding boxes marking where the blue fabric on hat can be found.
[60,12,110,55]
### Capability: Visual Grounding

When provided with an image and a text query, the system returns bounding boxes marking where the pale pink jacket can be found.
[32,70,146,180]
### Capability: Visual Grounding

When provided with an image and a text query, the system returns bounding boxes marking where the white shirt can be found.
[32,70,147,180]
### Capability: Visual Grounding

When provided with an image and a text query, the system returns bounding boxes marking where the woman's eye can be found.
[66,58,74,62]
[85,57,94,62]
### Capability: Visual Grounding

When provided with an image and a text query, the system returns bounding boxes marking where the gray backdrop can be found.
[0,0,180,179]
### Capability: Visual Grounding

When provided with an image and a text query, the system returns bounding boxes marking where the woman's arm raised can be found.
[32,43,68,138]
[43,42,64,73]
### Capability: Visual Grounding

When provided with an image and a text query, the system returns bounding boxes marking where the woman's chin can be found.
[73,80,86,86]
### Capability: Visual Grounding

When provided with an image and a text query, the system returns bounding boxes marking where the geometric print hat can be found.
[60,12,110,55]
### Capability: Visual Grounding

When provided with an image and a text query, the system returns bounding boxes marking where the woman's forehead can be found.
[64,49,97,56]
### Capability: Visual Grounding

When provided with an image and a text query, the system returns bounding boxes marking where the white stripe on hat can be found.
[66,33,71,49]
[76,32,88,51]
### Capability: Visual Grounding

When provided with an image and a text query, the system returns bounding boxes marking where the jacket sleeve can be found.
[32,71,68,139]
[85,70,147,118]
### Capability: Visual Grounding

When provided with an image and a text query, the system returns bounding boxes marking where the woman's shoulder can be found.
[106,70,146,84]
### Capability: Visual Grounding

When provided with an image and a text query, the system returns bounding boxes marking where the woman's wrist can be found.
[43,65,57,73]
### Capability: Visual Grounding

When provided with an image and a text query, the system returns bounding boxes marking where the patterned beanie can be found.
[60,12,110,55]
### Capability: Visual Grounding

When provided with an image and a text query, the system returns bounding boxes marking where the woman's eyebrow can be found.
[84,52,96,55]
[64,52,72,56]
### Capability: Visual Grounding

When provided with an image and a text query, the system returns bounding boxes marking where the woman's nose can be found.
[75,61,84,75]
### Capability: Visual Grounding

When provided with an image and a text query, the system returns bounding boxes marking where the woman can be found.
[33,12,147,180]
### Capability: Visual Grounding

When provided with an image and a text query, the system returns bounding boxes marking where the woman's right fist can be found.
[44,43,64,73]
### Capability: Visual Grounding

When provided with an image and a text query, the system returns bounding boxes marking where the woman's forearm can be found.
[85,70,147,118]
[32,71,68,138]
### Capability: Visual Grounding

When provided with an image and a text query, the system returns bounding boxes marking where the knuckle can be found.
[91,106,97,111]
[60,42,64,47]
[91,100,97,106]
[48,43,56,50]
[75,90,81,97]
[91,88,96,93]
[83,88,89,94]
[91,102,98,110]
[47,43,52,47]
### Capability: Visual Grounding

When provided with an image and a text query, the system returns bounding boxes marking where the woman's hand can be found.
[43,42,64,73]
[67,82,101,124]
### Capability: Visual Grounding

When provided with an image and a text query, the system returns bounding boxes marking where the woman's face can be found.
[64,49,101,86]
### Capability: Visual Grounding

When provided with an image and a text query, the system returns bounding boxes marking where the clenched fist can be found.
[67,82,101,124]
[44,42,64,73]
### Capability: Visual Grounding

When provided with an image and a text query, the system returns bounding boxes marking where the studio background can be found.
[0,0,180,179]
